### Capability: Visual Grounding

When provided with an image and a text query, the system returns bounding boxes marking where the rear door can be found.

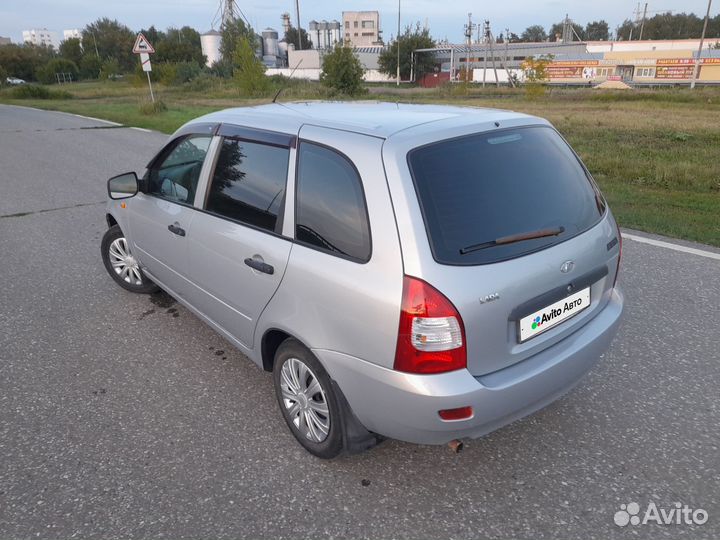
[129,134,213,297]
[184,126,294,349]
[388,123,621,376]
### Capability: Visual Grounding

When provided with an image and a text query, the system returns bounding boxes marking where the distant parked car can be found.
[6,77,26,85]
[101,102,624,458]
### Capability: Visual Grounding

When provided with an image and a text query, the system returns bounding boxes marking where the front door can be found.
[617,65,634,81]
[185,133,293,349]
[128,134,213,297]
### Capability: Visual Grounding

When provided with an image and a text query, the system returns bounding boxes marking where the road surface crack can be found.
[0,126,126,133]
[0,201,105,219]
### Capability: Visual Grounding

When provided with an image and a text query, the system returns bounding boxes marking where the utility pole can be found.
[639,2,648,40]
[691,0,713,89]
[465,13,473,82]
[485,21,500,87]
[295,0,303,49]
[396,0,401,85]
[90,31,99,58]
[504,27,514,87]
[629,2,641,40]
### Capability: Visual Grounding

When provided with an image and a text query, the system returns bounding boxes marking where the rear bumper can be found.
[315,288,623,445]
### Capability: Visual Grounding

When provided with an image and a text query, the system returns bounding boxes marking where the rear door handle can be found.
[167,224,186,237]
[244,258,274,275]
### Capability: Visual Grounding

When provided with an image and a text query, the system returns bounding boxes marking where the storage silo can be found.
[200,29,222,67]
[262,28,279,57]
[308,20,319,49]
[319,20,328,49]
[278,40,289,66]
[330,20,341,47]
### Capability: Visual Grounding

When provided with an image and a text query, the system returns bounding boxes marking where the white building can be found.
[22,28,60,49]
[63,29,81,41]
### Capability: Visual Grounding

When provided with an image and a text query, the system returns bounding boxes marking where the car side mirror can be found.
[107,172,139,200]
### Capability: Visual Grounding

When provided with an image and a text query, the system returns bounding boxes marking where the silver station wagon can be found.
[102,102,624,458]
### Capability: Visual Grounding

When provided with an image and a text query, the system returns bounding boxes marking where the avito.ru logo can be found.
[614,501,708,527]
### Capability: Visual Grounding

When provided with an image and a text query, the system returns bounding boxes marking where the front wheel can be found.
[101,225,158,294]
[273,339,344,459]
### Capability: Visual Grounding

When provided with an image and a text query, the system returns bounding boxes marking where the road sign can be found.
[133,37,155,103]
[132,33,155,54]
[140,52,152,72]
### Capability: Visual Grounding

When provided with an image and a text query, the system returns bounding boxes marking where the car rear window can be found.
[407,126,605,265]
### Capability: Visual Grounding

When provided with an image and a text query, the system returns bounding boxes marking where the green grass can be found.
[2,80,719,247]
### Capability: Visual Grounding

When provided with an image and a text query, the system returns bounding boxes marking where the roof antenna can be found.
[272,58,304,103]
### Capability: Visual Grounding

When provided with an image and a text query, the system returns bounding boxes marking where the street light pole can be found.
[690,0,712,89]
[396,0,401,86]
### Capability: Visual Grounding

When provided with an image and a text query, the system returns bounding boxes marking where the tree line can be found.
[0,16,312,86]
[515,12,720,43]
[1,11,719,90]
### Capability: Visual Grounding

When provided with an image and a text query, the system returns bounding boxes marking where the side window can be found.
[205,138,290,232]
[148,136,211,204]
[295,142,371,262]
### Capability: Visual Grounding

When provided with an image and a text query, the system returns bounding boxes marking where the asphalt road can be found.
[1,104,718,539]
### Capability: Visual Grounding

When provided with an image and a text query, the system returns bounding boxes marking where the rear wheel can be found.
[273,339,344,459]
[101,225,158,294]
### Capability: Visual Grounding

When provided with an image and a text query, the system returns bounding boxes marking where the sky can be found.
[1,0,716,44]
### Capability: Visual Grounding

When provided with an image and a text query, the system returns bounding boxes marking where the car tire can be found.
[273,339,344,459]
[101,225,159,294]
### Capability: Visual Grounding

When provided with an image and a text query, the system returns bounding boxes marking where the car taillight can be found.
[613,223,622,288]
[394,275,467,374]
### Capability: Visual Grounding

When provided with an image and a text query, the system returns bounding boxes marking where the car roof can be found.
[188,101,537,139]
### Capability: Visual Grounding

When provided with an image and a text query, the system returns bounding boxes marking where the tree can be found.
[233,37,269,96]
[59,37,83,66]
[0,43,54,81]
[36,58,79,84]
[642,12,703,40]
[709,14,720,39]
[585,20,610,41]
[220,18,255,65]
[521,54,553,98]
[548,21,585,41]
[284,26,312,50]
[99,58,120,81]
[139,25,165,46]
[521,55,552,81]
[79,55,102,79]
[81,18,135,71]
[378,23,435,81]
[520,25,547,42]
[615,19,635,40]
[155,26,205,65]
[320,45,365,96]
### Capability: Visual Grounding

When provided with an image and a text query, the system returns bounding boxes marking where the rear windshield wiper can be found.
[460,226,565,255]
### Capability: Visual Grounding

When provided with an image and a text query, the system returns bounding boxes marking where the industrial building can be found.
[307,20,342,50]
[415,39,720,86]
[199,1,386,69]
[266,46,392,81]
[342,11,381,47]
[0,36,11,46]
